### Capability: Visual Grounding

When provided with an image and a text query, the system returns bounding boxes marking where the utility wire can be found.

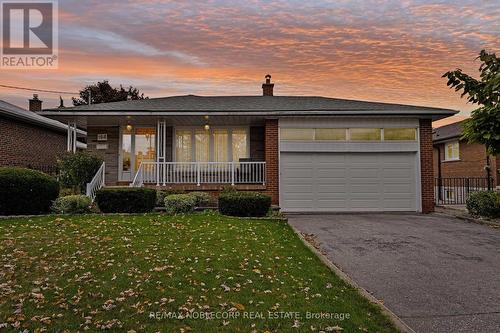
[0,84,79,95]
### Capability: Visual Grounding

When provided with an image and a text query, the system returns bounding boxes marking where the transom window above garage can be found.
[281,128,417,141]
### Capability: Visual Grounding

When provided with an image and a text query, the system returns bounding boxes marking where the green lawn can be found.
[0,213,399,332]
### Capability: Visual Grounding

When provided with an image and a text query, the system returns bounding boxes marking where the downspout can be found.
[437,145,442,200]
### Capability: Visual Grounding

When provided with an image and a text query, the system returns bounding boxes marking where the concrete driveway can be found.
[287,214,500,333]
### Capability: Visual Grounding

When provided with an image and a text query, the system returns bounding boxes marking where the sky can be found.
[0,0,499,121]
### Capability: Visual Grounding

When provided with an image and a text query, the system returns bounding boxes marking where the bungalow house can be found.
[38,76,457,213]
[0,96,86,174]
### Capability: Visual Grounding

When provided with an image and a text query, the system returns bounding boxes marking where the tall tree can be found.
[72,80,147,106]
[443,50,500,155]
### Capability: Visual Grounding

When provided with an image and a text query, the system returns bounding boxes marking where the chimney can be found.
[29,94,42,112]
[262,74,274,96]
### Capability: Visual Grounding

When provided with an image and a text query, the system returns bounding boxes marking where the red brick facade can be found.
[419,119,434,213]
[433,141,498,186]
[265,119,279,204]
[0,116,66,172]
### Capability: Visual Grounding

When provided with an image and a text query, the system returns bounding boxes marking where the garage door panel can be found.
[281,152,417,212]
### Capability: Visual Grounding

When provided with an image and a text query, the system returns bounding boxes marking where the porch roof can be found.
[39,95,457,119]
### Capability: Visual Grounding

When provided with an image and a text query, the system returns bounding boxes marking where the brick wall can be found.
[86,126,119,185]
[265,119,279,204]
[420,119,434,213]
[0,116,66,171]
[433,141,497,185]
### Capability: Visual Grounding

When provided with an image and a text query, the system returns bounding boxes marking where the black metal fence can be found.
[435,177,494,205]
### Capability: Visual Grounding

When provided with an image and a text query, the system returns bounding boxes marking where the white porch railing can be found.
[131,162,266,187]
[86,162,105,201]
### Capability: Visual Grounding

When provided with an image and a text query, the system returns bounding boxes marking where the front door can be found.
[120,127,156,182]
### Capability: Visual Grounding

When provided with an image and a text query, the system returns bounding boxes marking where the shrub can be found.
[58,152,103,194]
[96,188,156,213]
[164,194,196,214]
[218,191,271,217]
[0,167,59,215]
[59,187,77,197]
[466,191,500,218]
[156,189,186,206]
[189,192,210,207]
[52,195,92,214]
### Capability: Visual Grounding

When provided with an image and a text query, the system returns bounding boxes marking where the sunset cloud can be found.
[0,0,498,113]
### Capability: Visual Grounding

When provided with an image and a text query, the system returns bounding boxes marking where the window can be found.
[445,141,459,161]
[176,130,192,162]
[232,129,248,162]
[213,129,229,162]
[175,128,248,162]
[134,128,156,170]
[281,128,315,140]
[384,128,416,141]
[122,128,132,172]
[349,128,381,141]
[315,128,347,141]
[195,130,209,162]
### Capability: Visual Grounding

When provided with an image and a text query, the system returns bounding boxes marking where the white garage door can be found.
[281,152,417,212]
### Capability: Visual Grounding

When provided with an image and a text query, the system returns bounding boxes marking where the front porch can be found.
[76,116,278,203]
[131,161,266,187]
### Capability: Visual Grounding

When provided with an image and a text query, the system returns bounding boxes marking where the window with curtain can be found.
[445,141,459,161]
[176,130,192,162]
[195,130,210,162]
[213,129,229,162]
[232,129,248,162]
[175,128,248,162]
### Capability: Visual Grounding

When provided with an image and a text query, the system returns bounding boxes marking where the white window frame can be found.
[444,141,460,161]
[173,126,250,162]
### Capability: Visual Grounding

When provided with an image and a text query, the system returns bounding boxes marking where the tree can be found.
[72,80,147,106]
[443,50,500,155]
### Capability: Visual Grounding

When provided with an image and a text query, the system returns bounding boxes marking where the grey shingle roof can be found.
[433,121,464,142]
[43,95,457,115]
[0,99,84,136]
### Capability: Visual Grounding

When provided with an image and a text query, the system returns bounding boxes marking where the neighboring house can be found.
[433,121,499,188]
[0,95,86,174]
[39,75,457,213]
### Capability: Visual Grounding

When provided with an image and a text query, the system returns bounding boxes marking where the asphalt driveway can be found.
[287,214,500,333]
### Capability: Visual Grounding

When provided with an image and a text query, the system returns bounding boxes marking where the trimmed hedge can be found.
[156,189,186,206]
[96,188,156,213]
[0,167,59,215]
[52,195,92,214]
[218,191,271,217]
[189,191,211,207]
[164,194,196,214]
[466,191,500,218]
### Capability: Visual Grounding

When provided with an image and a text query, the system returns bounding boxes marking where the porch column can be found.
[265,119,279,205]
[67,122,77,153]
[156,119,167,186]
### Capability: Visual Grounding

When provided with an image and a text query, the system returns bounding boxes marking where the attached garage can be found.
[279,118,422,213]
[281,152,418,212]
